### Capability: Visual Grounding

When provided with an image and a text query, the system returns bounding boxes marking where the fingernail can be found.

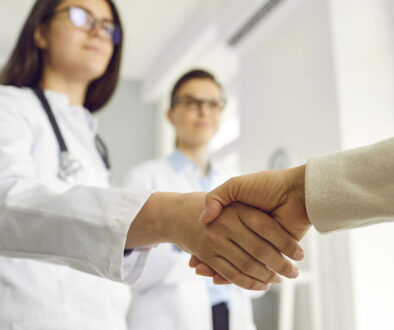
[293,248,304,261]
[199,207,207,223]
[289,267,299,278]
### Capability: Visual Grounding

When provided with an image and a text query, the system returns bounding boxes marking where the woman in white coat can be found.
[123,70,263,330]
[0,0,145,328]
[0,1,303,328]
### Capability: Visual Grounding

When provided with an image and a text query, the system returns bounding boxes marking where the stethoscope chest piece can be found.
[58,151,83,183]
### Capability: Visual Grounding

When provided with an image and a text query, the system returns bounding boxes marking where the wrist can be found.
[289,165,308,218]
[157,192,206,252]
[125,192,172,249]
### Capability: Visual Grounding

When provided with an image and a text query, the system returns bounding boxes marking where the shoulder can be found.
[0,85,37,103]
[0,85,41,122]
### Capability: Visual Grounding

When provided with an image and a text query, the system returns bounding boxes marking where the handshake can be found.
[128,165,311,291]
[189,165,310,290]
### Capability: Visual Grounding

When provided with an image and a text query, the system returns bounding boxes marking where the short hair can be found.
[0,0,123,113]
[170,69,222,108]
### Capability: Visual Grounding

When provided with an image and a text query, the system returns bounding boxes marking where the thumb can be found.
[199,198,223,224]
[199,177,241,224]
[189,255,201,268]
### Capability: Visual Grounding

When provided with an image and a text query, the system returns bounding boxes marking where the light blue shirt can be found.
[168,149,231,307]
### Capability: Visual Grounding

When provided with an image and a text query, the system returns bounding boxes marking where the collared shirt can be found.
[123,150,261,330]
[125,149,231,307]
[168,149,230,306]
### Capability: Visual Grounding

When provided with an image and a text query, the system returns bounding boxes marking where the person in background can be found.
[123,69,263,330]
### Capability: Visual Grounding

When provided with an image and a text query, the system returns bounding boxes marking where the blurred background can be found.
[1,0,393,329]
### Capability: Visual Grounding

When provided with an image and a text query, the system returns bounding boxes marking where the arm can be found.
[1,85,307,290]
[192,138,394,282]
[199,137,394,233]
[128,192,304,290]
[0,102,152,283]
[0,104,301,290]
[306,137,394,232]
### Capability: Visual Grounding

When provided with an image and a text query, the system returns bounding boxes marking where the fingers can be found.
[234,228,299,279]
[228,204,299,279]
[195,263,216,277]
[192,258,257,286]
[219,239,283,283]
[213,274,232,285]
[189,255,201,268]
[192,257,232,284]
[208,256,270,291]
[195,264,231,285]
[238,206,304,261]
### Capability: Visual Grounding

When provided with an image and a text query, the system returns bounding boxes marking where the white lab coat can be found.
[123,153,262,330]
[0,86,151,329]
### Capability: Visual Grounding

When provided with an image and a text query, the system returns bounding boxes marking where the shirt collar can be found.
[168,149,219,177]
[44,89,86,112]
[43,89,98,134]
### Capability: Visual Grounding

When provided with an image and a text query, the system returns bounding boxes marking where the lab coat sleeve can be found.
[305,137,394,233]
[0,94,151,284]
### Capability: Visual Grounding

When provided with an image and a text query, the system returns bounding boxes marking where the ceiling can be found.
[0,0,227,79]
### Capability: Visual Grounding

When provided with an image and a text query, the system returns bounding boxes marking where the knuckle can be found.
[278,261,293,276]
[240,258,254,274]
[261,219,275,234]
[219,266,235,282]
[253,244,269,261]
[245,281,256,290]
[282,238,296,255]
[245,279,264,291]
[266,271,278,283]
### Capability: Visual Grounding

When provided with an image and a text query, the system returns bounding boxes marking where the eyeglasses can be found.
[48,6,121,45]
[174,95,226,113]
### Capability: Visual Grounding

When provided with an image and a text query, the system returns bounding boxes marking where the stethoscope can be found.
[33,87,111,183]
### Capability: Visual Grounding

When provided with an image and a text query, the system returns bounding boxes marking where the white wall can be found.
[328,1,394,329]
[95,80,157,185]
[236,0,341,172]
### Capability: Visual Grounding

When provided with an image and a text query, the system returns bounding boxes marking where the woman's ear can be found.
[167,109,175,126]
[34,24,49,50]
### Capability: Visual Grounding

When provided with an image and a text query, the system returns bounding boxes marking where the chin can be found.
[80,66,108,82]
[193,137,212,146]
[82,55,109,72]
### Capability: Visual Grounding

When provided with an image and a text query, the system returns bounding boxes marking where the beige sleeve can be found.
[305,137,394,233]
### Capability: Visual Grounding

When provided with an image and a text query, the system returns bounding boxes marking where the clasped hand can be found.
[189,166,311,289]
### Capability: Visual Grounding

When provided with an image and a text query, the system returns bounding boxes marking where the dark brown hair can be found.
[0,0,123,112]
[170,69,222,109]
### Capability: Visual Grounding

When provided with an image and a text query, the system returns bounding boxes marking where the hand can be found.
[189,165,311,282]
[127,192,303,290]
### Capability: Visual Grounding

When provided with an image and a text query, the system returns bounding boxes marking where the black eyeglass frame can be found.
[44,5,121,45]
[172,94,227,112]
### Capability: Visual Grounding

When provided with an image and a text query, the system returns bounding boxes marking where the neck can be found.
[40,67,88,106]
[178,142,211,176]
